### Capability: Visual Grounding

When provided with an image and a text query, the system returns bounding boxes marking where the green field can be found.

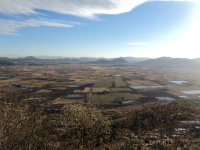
[115,77,127,87]
[91,93,142,104]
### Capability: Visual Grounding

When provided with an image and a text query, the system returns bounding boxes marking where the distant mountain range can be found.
[135,57,200,68]
[1,56,200,68]
[0,58,14,66]
[92,58,128,65]
[0,56,145,65]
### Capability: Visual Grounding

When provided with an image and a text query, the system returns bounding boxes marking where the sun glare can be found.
[176,2,200,58]
[130,2,200,58]
[156,2,200,58]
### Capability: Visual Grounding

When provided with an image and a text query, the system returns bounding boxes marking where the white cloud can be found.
[0,0,147,35]
[0,0,147,18]
[0,19,74,35]
[0,0,198,35]
[0,0,197,18]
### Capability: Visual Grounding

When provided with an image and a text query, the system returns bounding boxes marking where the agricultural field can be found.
[1,64,200,104]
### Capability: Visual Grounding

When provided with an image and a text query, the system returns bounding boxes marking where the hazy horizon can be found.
[1,55,200,60]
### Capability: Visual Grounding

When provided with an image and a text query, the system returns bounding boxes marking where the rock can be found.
[120,136,130,144]
[130,139,142,144]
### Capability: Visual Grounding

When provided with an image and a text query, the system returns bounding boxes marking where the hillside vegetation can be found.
[0,90,199,149]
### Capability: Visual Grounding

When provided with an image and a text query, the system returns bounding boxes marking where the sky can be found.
[0,0,200,58]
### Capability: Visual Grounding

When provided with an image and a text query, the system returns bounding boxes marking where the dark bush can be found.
[130,101,195,136]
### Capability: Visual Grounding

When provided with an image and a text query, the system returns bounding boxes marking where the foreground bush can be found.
[0,104,56,150]
[0,99,197,150]
[0,103,112,150]
[60,104,112,149]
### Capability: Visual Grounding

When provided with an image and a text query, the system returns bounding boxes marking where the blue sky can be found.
[0,0,199,58]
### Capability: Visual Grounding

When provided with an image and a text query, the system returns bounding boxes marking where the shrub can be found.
[0,104,55,150]
[0,103,111,150]
[130,101,195,136]
[60,104,112,149]
[0,89,24,104]
[130,108,159,133]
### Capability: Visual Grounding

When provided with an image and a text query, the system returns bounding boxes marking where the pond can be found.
[170,80,189,84]
[181,90,200,95]
[67,94,85,99]
[179,96,189,99]
[120,100,136,105]
[180,121,200,125]
[129,85,164,90]
[0,76,11,79]
[156,96,176,101]
[67,85,81,88]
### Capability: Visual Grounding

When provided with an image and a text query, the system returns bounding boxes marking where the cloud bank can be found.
[0,0,197,35]
[0,19,74,35]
